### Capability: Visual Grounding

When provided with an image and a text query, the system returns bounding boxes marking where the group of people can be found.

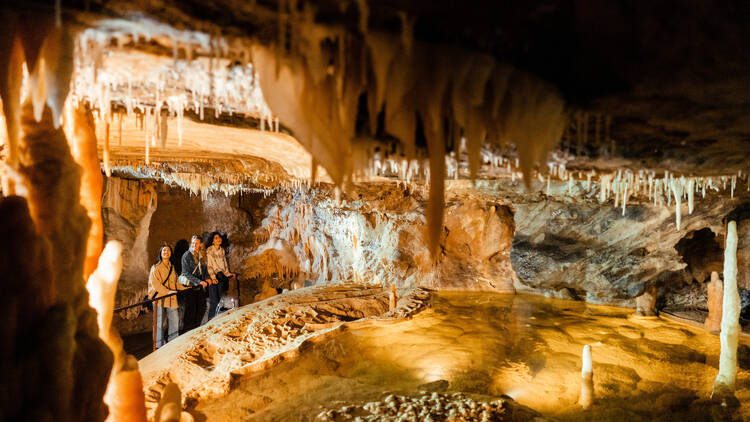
[148,231,235,348]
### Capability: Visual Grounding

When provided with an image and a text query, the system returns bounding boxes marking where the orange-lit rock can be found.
[636,285,658,316]
[705,271,723,334]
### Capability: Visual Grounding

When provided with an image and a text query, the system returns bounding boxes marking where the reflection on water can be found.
[198,292,750,421]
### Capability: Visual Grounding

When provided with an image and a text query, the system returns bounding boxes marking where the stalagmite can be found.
[1,92,112,420]
[87,241,147,422]
[389,283,398,311]
[705,271,723,334]
[712,221,740,398]
[579,345,593,409]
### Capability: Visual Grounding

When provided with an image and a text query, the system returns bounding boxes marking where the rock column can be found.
[713,221,740,398]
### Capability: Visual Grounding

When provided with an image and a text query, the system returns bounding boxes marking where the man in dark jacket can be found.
[179,235,209,332]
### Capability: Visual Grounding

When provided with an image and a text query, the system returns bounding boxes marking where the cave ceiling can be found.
[2,0,750,185]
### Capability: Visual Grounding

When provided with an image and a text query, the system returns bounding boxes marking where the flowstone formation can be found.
[1,2,750,422]
[243,183,517,292]
[139,285,431,418]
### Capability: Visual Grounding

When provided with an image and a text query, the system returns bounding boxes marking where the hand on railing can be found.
[114,285,199,313]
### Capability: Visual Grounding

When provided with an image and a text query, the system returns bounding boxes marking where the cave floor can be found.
[194,292,750,422]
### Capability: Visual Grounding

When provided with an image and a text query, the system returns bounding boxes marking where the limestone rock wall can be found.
[244,183,517,292]
[102,177,157,305]
[471,178,750,309]
[103,175,750,314]
[146,184,259,275]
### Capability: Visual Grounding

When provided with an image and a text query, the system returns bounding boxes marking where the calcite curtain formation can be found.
[250,11,567,255]
[61,10,567,258]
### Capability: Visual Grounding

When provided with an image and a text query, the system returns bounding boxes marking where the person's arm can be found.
[180,253,204,287]
[221,247,232,276]
[165,267,186,291]
[206,248,217,280]
[149,266,173,297]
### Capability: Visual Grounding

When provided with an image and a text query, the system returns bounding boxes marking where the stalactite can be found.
[599,174,612,203]
[687,177,695,214]
[103,120,111,177]
[670,178,683,230]
[0,31,25,195]
[398,12,415,56]
[159,109,168,149]
[63,100,104,279]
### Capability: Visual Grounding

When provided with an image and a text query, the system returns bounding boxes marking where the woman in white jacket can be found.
[205,232,234,320]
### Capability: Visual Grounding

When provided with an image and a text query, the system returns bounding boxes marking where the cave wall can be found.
[102,175,750,314]
[475,177,749,309]
[102,177,157,304]
[244,183,517,292]
[146,184,259,275]
[102,177,272,333]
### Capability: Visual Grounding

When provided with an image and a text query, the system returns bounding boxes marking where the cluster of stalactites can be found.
[542,163,748,231]
[107,163,282,200]
[561,111,614,157]
[67,17,280,175]
[250,3,566,257]
[73,16,274,122]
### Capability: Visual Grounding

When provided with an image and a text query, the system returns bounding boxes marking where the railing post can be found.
[236,276,241,307]
[152,298,159,352]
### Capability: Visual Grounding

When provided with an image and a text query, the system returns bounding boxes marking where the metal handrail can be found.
[113,287,197,314]
[114,276,240,352]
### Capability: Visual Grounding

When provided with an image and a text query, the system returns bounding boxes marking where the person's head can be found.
[155,244,173,265]
[190,235,202,254]
[211,232,223,248]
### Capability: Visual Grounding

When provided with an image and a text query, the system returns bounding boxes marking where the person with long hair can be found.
[179,235,209,331]
[205,232,234,320]
[148,244,184,347]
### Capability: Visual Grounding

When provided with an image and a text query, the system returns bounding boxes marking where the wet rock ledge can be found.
[139,284,431,417]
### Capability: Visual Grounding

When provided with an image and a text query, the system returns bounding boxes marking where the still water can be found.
[198,292,750,421]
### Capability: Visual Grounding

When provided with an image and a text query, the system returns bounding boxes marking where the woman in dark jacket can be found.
[179,235,209,332]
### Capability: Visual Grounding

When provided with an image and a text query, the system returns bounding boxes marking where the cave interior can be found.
[1,1,750,421]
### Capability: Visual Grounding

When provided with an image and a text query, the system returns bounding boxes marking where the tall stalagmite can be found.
[0,100,112,420]
[713,221,740,397]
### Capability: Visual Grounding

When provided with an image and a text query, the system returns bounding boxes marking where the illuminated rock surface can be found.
[156,292,750,421]
[1,2,750,421]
